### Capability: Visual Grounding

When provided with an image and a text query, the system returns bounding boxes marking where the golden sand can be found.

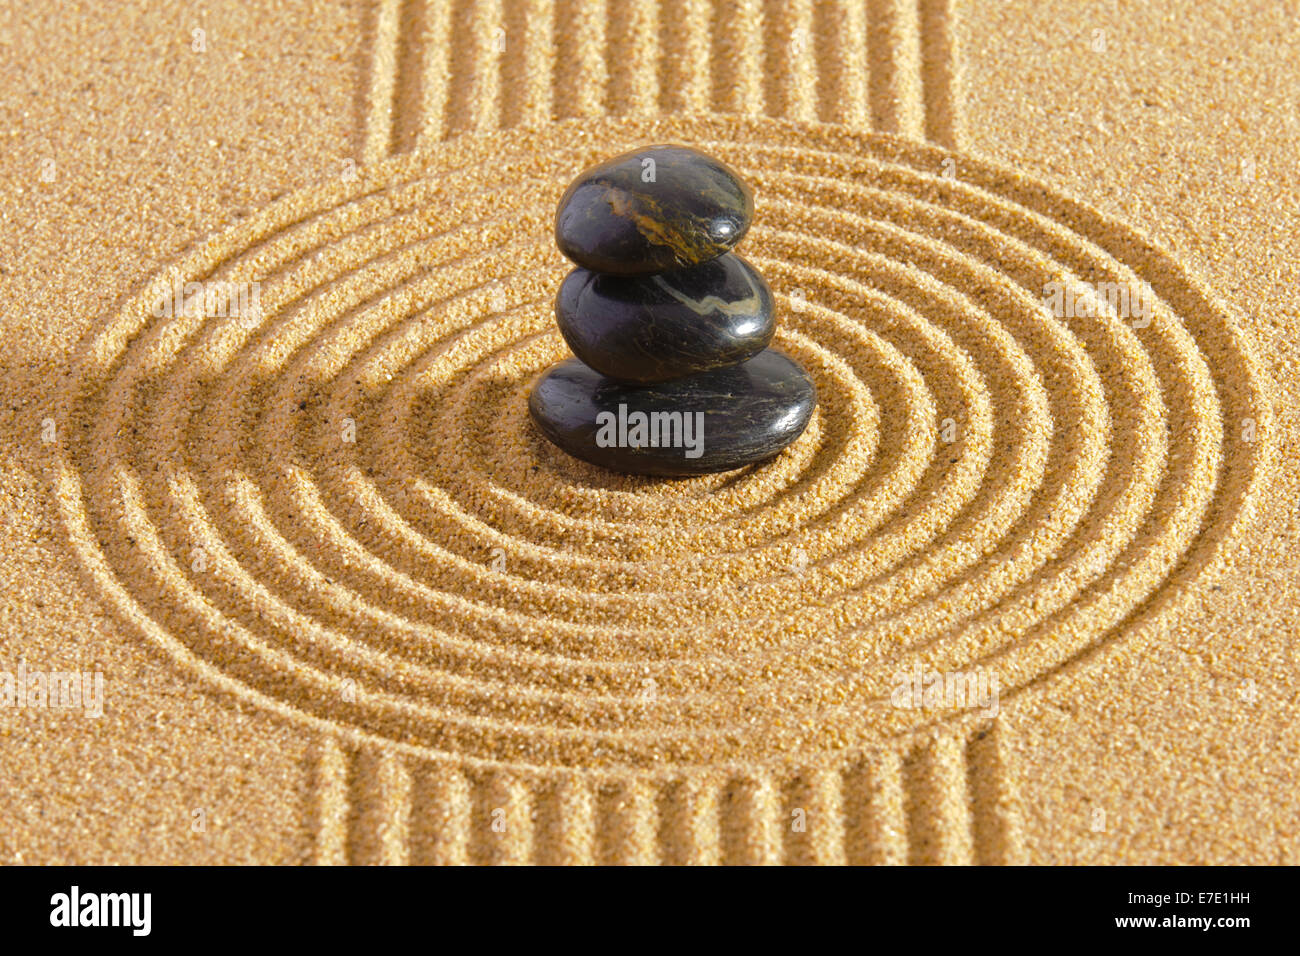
[1,0,1297,865]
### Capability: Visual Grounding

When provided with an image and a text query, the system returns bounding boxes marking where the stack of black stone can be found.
[528,145,817,476]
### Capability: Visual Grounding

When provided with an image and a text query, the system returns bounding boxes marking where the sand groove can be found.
[816,0,871,127]
[51,115,1271,863]
[362,0,406,162]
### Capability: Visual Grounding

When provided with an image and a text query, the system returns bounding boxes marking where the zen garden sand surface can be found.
[0,0,1296,865]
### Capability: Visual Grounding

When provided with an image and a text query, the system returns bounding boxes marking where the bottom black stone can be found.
[528,349,816,476]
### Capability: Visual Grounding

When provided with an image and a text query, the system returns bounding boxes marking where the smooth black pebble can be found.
[554,145,753,276]
[528,349,815,476]
[555,253,775,384]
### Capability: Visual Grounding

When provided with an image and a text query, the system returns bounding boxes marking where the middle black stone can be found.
[555,252,775,385]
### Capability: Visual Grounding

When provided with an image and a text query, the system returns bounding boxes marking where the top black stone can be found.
[554,145,754,275]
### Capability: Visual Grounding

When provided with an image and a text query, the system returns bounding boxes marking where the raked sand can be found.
[0,0,1297,864]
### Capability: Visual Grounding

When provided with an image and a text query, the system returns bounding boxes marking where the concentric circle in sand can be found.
[49,115,1271,773]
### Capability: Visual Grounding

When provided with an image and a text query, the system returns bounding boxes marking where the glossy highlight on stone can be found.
[528,349,816,476]
[555,253,775,384]
[555,145,754,275]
